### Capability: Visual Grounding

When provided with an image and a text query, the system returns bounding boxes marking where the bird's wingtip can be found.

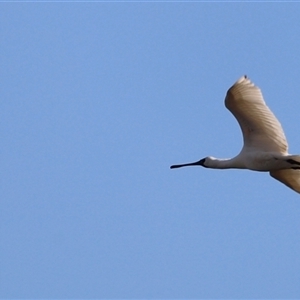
[234,74,249,85]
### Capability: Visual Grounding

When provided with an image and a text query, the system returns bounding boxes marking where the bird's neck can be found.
[206,156,246,169]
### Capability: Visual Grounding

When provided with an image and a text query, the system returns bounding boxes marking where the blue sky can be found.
[1,2,300,298]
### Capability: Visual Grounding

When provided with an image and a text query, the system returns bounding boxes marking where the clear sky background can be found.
[1,2,300,299]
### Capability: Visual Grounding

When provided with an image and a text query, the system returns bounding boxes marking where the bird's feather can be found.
[225,76,288,154]
[270,169,300,194]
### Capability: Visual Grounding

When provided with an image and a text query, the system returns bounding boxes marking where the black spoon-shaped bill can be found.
[170,158,205,169]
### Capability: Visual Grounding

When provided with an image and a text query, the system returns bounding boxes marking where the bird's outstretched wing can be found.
[225,76,288,154]
[270,169,300,194]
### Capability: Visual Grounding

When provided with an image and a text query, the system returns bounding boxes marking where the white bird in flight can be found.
[171,75,300,194]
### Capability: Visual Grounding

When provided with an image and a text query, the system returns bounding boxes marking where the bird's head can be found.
[170,157,211,169]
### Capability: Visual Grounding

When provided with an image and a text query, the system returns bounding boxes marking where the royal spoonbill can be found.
[171,75,300,194]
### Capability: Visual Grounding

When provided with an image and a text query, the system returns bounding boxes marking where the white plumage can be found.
[171,75,300,194]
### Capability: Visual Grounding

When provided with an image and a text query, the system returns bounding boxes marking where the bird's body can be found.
[171,76,300,194]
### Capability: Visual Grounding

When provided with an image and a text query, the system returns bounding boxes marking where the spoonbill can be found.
[170,75,300,194]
